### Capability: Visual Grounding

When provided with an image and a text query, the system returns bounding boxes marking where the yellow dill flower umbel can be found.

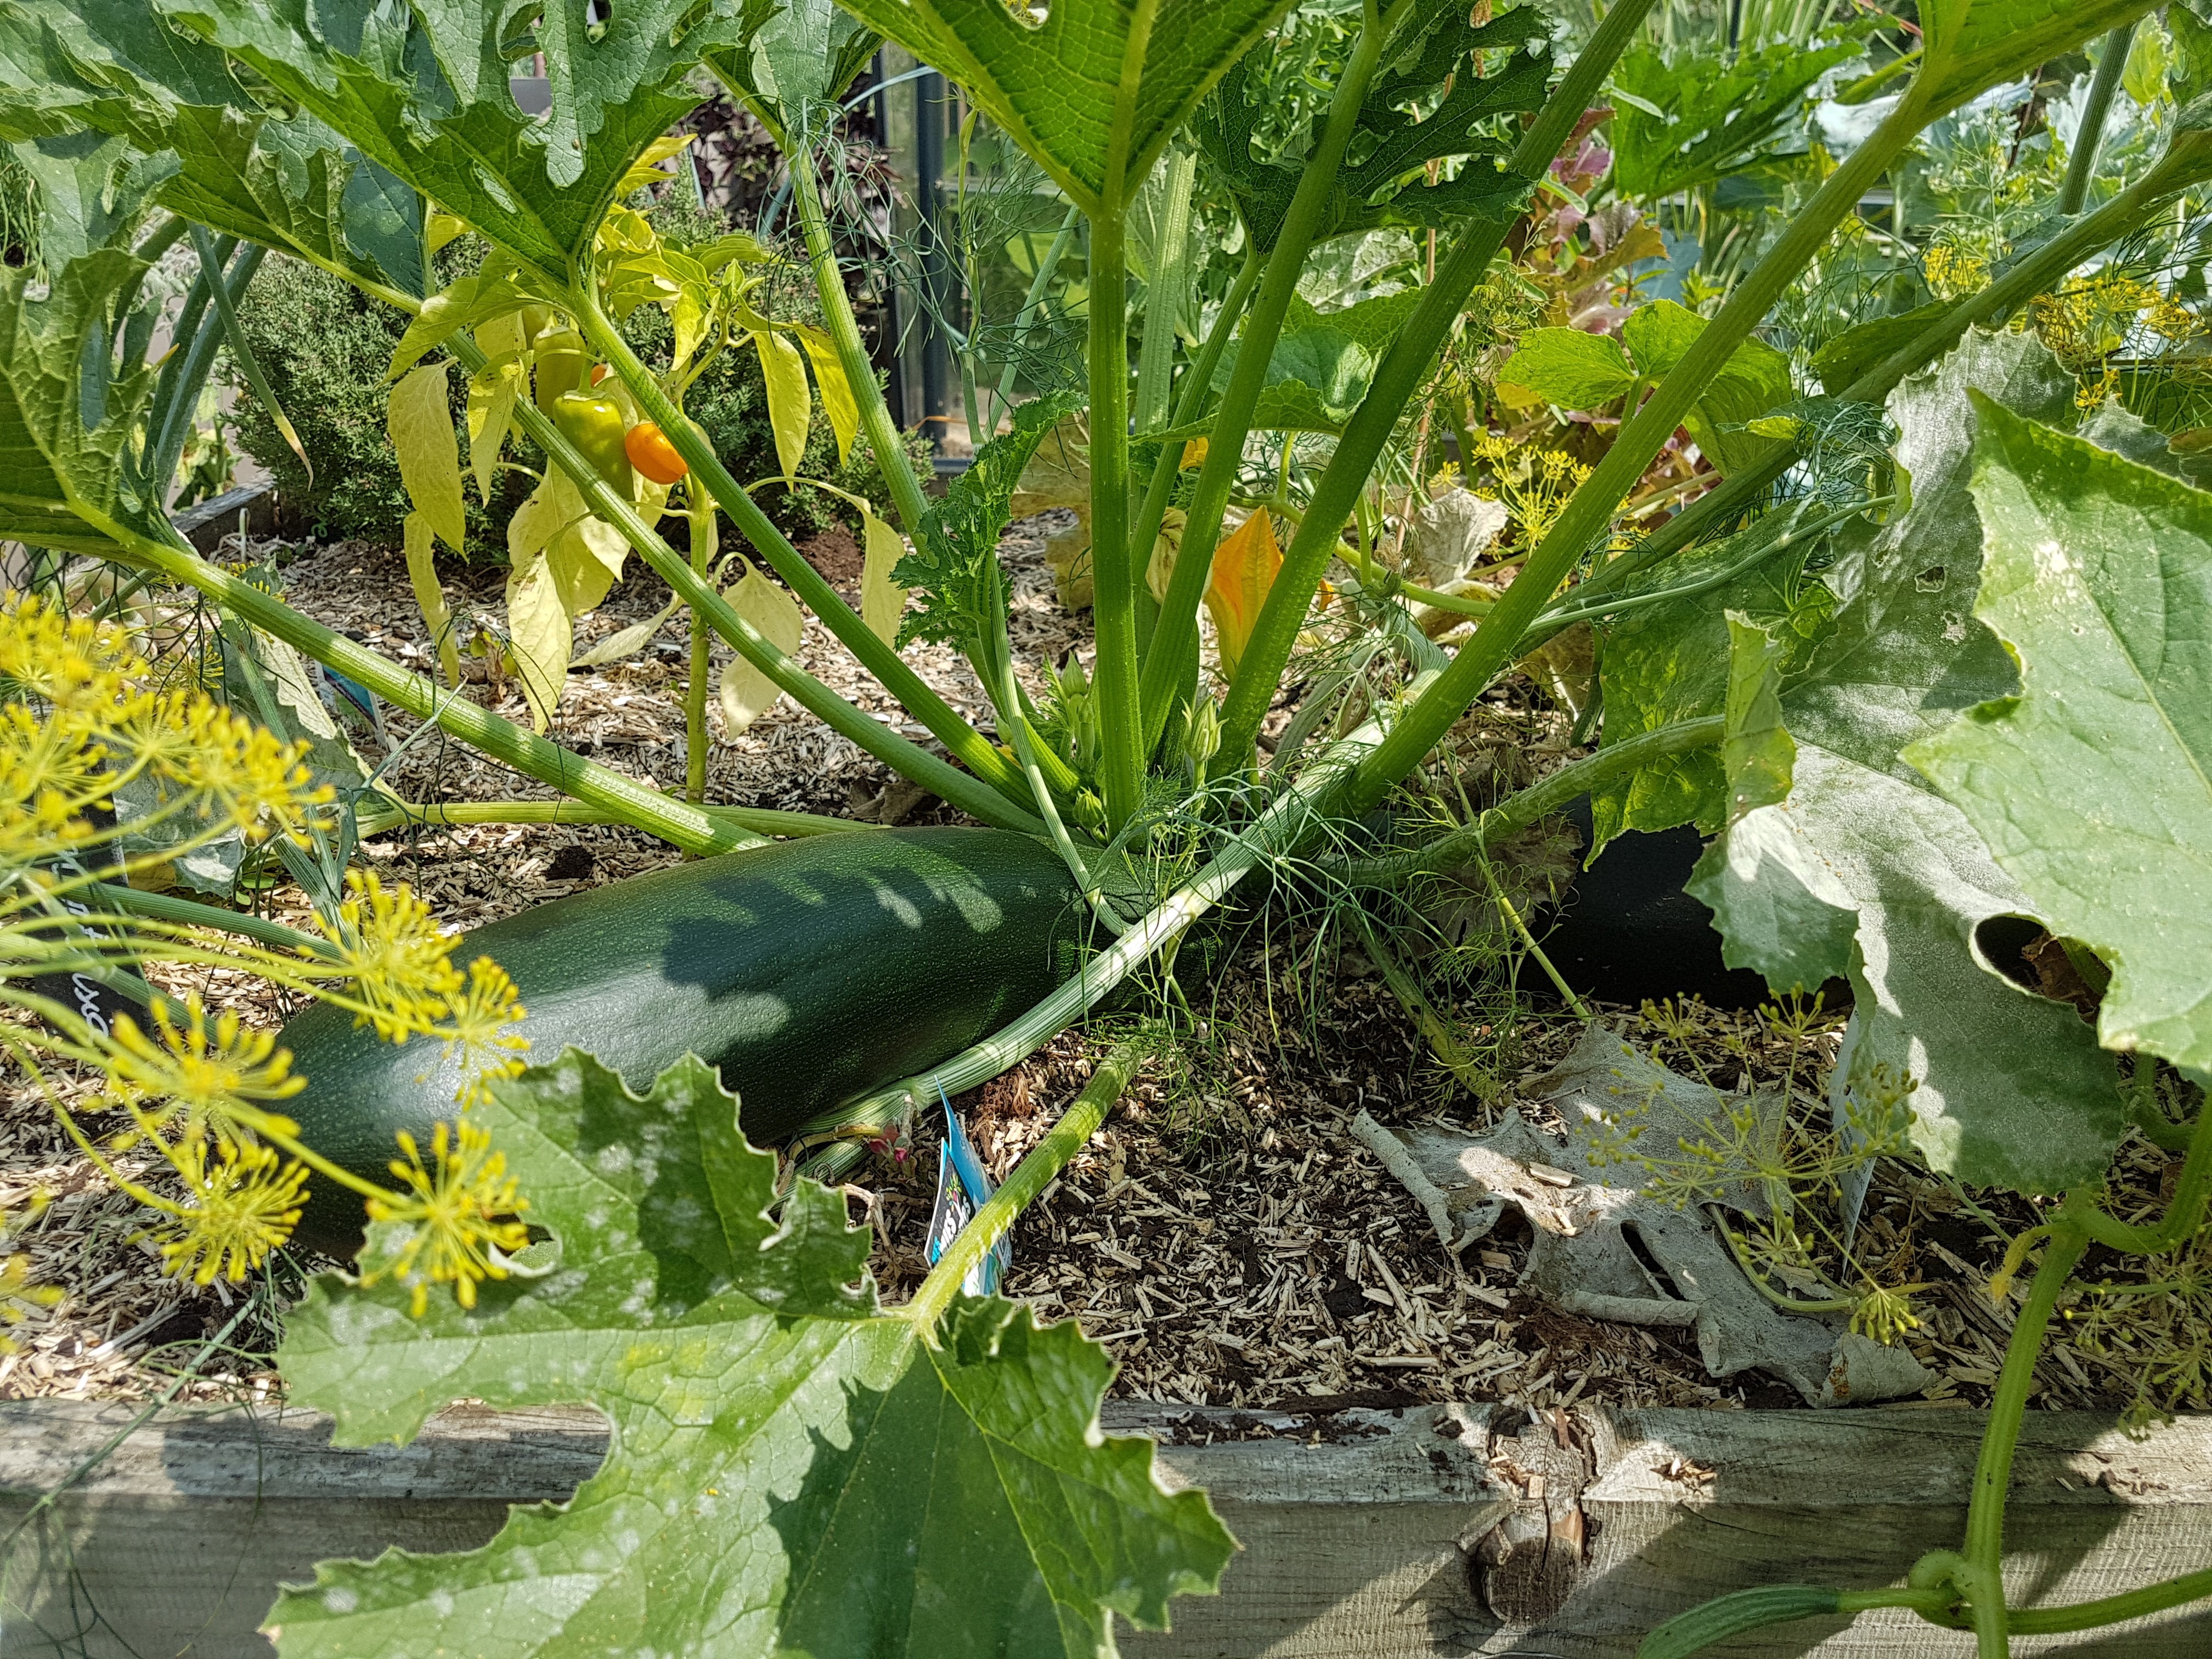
[104,995,305,1132]
[156,1138,311,1286]
[110,691,331,845]
[366,1119,531,1317]
[0,594,145,713]
[319,871,466,1042]
[439,956,531,1108]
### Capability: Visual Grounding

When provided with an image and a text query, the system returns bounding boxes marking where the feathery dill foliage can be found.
[0,594,528,1314]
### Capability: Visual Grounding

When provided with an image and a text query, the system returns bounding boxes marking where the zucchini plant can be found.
[6,0,2212,1649]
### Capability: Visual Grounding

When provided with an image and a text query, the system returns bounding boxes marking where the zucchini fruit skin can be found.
[282,826,1079,1251]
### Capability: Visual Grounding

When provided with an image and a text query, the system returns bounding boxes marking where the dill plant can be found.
[0,595,531,1314]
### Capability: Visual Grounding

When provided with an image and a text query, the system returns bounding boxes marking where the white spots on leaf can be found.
[322,1587,358,1615]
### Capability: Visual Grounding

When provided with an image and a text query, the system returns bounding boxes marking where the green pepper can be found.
[552,390,634,492]
[532,329,590,414]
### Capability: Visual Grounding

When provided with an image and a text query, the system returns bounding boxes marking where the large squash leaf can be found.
[1918,0,2162,115]
[0,0,425,299]
[269,1051,1233,1658]
[1194,0,1549,252]
[1678,331,2120,1195]
[703,0,879,148]
[1610,38,1865,201]
[151,0,761,279]
[836,0,1293,218]
[1905,400,2212,1080]
[0,250,165,556]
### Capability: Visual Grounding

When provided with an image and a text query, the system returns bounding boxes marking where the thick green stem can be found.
[1338,83,1930,811]
[1216,0,1662,765]
[1334,715,1723,884]
[906,1041,1141,1327]
[685,489,715,804]
[2061,22,2138,217]
[1086,210,1144,828]
[1556,155,2190,619]
[2005,1567,2212,1634]
[94,516,768,859]
[1130,245,1263,659]
[1139,1,1403,752]
[1960,1221,2091,1657]
[454,328,1044,837]
[570,291,1034,812]
[787,146,934,537]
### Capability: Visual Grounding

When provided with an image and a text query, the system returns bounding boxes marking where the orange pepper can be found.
[625,419,690,486]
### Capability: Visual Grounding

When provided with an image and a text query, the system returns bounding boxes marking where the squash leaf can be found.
[1918,0,2163,115]
[702,0,880,149]
[834,0,1293,218]
[150,0,765,280]
[1610,38,1867,202]
[1905,399,2212,1080]
[0,249,165,556]
[1194,2,1550,252]
[1719,612,1794,826]
[1678,330,2121,1196]
[0,0,427,299]
[268,1051,1233,1658]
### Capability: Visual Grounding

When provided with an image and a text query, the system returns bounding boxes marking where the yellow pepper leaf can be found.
[388,363,466,554]
[795,324,859,465]
[504,551,569,733]
[403,510,461,686]
[717,563,806,735]
[612,134,696,200]
[754,328,811,479]
[467,312,526,506]
[1205,509,1280,684]
[860,507,909,646]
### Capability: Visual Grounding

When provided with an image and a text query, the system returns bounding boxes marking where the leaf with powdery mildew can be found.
[1689,330,2121,1196]
[1906,396,2212,1079]
[269,1051,1233,1659]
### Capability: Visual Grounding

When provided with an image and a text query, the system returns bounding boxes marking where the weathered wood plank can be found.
[0,1400,2207,1658]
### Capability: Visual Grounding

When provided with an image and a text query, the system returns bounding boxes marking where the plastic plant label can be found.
[924,1085,1011,1296]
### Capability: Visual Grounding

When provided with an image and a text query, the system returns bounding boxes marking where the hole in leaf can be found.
[1914,566,1945,591]
[1971,915,2103,1018]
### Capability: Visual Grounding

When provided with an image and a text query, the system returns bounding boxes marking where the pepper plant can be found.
[5,0,2211,1649]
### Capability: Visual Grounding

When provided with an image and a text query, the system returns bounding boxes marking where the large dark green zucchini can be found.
[282,827,1080,1252]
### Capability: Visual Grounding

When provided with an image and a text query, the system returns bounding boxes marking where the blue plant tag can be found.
[924,1084,1011,1296]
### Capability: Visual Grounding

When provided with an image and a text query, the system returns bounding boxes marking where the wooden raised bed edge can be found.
[0,1398,2205,1658]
